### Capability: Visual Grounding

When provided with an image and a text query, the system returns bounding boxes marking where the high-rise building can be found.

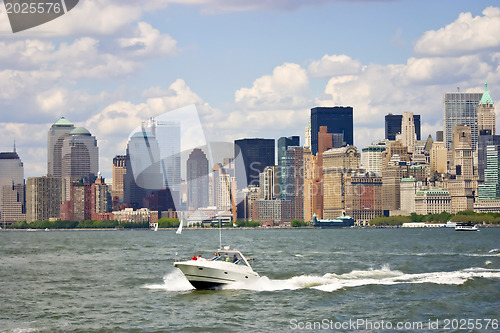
[478,145,500,200]
[401,112,416,152]
[345,173,383,224]
[385,114,421,141]
[382,163,409,212]
[187,148,209,210]
[430,141,447,174]
[112,155,127,203]
[443,91,482,150]
[477,83,495,135]
[283,146,304,220]
[304,119,311,149]
[1,184,25,225]
[47,117,75,177]
[452,125,474,179]
[234,138,275,188]
[478,130,500,181]
[361,144,386,176]
[311,106,353,155]
[61,127,99,201]
[277,136,299,199]
[210,162,237,214]
[0,150,24,220]
[259,166,279,200]
[26,176,62,222]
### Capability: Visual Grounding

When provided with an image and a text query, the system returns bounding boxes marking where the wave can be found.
[146,266,500,293]
[489,248,500,253]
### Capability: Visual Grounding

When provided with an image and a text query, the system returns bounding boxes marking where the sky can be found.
[0,0,499,180]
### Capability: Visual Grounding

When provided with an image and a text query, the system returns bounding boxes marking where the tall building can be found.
[385,114,421,141]
[0,149,24,220]
[259,166,279,200]
[304,119,311,149]
[48,117,75,177]
[478,145,500,200]
[1,184,25,225]
[401,112,417,152]
[478,130,500,181]
[26,176,62,222]
[61,127,99,201]
[311,106,353,155]
[382,163,409,212]
[443,91,482,149]
[210,162,237,214]
[234,138,275,188]
[345,173,383,224]
[277,136,299,199]
[430,141,447,174]
[361,144,386,176]
[477,83,495,135]
[283,146,304,220]
[452,125,474,179]
[186,148,209,210]
[112,155,127,202]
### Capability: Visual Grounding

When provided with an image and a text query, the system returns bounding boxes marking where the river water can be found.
[1,228,499,332]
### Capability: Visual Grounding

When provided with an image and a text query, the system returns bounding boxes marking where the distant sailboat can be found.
[176,220,183,234]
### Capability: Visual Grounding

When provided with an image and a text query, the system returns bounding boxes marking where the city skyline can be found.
[0,1,499,179]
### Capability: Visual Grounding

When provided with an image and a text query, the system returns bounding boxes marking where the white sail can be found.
[176,220,183,234]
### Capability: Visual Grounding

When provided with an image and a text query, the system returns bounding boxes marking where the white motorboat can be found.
[174,250,260,289]
[455,222,479,231]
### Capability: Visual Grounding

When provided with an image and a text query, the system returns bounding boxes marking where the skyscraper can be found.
[477,82,495,135]
[26,176,62,222]
[47,117,75,177]
[401,112,416,153]
[112,155,127,203]
[187,148,209,210]
[311,106,353,155]
[234,138,275,188]
[384,114,421,141]
[443,91,482,149]
[277,136,299,198]
[478,145,500,200]
[0,148,25,225]
[61,127,99,200]
[283,146,304,220]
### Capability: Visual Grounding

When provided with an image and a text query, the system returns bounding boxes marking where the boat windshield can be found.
[211,251,248,266]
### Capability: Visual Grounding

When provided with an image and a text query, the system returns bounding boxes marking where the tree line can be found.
[369,211,500,226]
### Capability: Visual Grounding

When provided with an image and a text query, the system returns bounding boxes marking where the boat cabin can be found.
[211,250,251,267]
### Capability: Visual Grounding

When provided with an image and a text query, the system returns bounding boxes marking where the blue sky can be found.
[0,0,499,179]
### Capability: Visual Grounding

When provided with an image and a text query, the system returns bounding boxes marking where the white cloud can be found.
[235,62,309,109]
[414,6,500,57]
[117,22,178,58]
[308,54,361,78]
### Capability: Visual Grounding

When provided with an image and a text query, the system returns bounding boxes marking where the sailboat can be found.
[176,219,183,234]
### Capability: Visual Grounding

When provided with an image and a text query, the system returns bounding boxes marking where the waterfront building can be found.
[344,173,383,224]
[1,184,25,225]
[361,144,386,176]
[47,117,75,177]
[112,155,127,203]
[302,148,317,221]
[61,127,99,200]
[283,146,305,220]
[311,106,353,155]
[0,149,24,222]
[186,148,209,210]
[477,83,495,135]
[414,189,452,214]
[234,138,275,188]
[445,178,475,213]
[251,199,291,224]
[112,207,158,223]
[478,145,500,200]
[477,130,500,181]
[443,91,482,150]
[277,136,300,198]
[381,162,409,212]
[92,176,112,214]
[385,113,421,141]
[60,180,92,221]
[26,176,62,222]
[399,177,423,214]
[259,166,279,200]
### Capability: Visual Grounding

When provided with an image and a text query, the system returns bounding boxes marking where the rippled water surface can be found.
[1,228,499,332]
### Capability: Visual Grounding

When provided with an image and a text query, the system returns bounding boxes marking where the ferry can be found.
[455,222,479,231]
[312,213,355,228]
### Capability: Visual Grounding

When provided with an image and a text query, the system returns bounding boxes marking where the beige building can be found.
[26,176,62,223]
[112,155,126,201]
[259,166,279,200]
[477,83,495,135]
[430,141,447,174]
[401,112,416,153]
[382,163,409,212]
[445,179,476,213]
[415,189,451,214]
[400,177,422,214]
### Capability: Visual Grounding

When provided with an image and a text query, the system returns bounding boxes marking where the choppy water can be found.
[1,228,499,332]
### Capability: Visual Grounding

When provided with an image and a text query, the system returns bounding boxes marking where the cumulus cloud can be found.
[308,54,361,78]
[414,6,500,56]
[117,22,178,58]
[235,62,310,109]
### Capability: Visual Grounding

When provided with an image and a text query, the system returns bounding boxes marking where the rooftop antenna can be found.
[457,87,460,92]
[13,138,16,153]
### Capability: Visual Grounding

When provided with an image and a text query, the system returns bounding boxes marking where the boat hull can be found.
[174,261,259,290]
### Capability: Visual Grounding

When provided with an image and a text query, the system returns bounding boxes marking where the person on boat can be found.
[232,254,238,263]
[225,254,231,262]
[197,254,206,261]
[191,255,197,261]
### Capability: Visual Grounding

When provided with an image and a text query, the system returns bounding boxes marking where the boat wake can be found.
[144,266,500,293]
